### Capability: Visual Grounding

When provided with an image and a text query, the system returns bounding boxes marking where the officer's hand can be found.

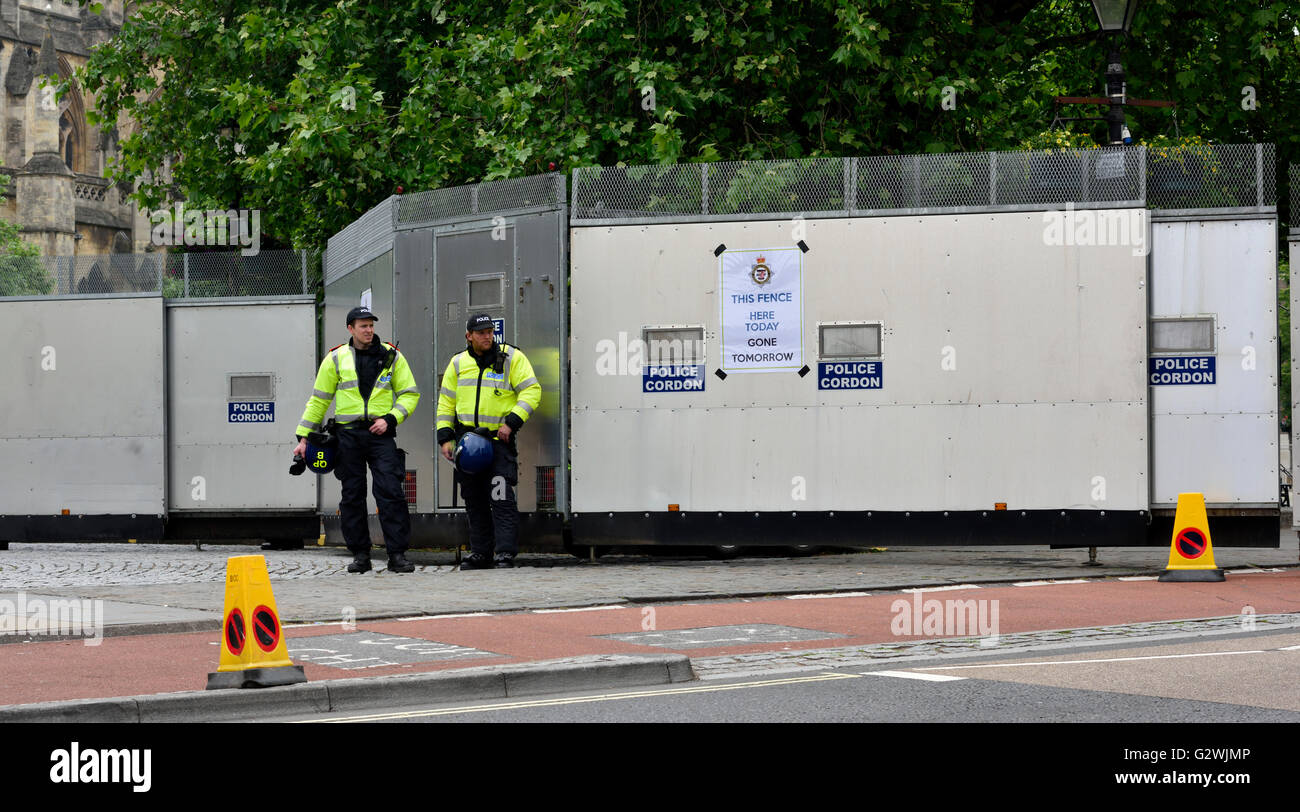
[369,420,389,435]
[497,424,512,442]
[294,439,307,458]
[440,441,454,461]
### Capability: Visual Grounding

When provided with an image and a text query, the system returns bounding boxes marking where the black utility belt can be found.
[455,423,515,443]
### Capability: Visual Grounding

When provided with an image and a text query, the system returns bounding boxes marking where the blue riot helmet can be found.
[304,438,337,475]
[454,431,494,475]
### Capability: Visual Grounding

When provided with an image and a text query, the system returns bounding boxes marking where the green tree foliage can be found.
[0,174,51,296]
[77,0,1298,247]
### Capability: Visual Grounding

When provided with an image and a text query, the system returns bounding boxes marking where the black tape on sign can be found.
[797,240,809,253]
[715,369,728,380]
[713,244,727,256]
[798,365,811,377]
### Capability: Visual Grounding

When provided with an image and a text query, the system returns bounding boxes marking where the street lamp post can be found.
[1092,0,1140,145]
[1052,0,1173,148]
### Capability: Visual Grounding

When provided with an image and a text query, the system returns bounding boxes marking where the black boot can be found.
[347,552,372,573]
[387,553,415,573]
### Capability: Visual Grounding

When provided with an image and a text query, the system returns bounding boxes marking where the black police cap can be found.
[466,313,495,332]
[347,306,378,325]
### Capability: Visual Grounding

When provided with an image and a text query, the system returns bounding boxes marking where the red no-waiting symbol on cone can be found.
[1175,527,1207,560]
[252,605,281,652]
[225,608,246,655]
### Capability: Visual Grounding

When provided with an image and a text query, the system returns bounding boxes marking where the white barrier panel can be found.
[167,299,318,511]
[1150,216,1278,507]
[1291,233,1300,526]
[570,211,1148,513]
[0,295,165,515]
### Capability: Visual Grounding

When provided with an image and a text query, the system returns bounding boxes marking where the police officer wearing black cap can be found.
[296,307,421,573]
[436,314,543,569]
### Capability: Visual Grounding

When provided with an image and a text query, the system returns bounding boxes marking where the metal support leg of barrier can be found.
[1085,546,1101,566]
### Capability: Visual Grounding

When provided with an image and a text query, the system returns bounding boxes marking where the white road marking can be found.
[786,592,871,600]
[1278,644,1300,651]
[1117,576,1159,581]
[301,672,862,722]
[901,584,981,593]
[532,605,627,614]
[865,670,966,682]
[1013,579,1088,586]
[396,613,493,620]
[913,649,1269,671]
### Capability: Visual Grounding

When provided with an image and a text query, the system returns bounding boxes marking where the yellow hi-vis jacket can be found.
[297,341,420,437]
[436,343,542,440]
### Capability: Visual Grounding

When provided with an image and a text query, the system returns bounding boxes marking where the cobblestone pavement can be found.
[0,536,1296,625]
[690,612,1300,680]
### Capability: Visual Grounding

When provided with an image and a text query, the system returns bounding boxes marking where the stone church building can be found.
[0,0,148,267]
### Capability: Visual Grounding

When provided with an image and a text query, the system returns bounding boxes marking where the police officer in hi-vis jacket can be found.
[296,307,420,573]
[437,314,542,570]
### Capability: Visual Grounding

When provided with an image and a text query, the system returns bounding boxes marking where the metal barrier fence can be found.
[0,249,322,298]
[571,144,1275,224]
[323,197,396,286]
[1145,143,1274,211]
[396,173,566,227]
[1290,162,1298,235]
[324,174,567,286]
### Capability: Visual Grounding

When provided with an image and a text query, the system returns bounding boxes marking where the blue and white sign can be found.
[643,365,706,393]
[493,318,504,344]
[818,361,883,390]
[720,247,803,373]
[229,401,276,422]
[1149,356,1216,385]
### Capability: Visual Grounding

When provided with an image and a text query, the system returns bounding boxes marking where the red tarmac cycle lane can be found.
[1,570,1296,707]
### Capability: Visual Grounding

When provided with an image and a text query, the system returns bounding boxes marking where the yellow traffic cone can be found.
[1158,493,1226,582]
[206,555,308,689]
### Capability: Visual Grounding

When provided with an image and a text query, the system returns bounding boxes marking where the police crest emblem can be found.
[750,255,772,286]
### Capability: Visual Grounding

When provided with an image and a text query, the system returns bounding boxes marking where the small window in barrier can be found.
[819,323,882,360]
[229,373,274,400]
[1150,316,1216,354]
[642,326,705,366]
[404,471,417,507]
[536,466,557,511]
[468,276,504,308]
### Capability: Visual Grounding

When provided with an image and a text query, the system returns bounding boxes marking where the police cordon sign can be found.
[1149,356,1215,385]
[229,401,275,422]
[720,247,803,373]
[818,361,883,390]
[643,364,705,392]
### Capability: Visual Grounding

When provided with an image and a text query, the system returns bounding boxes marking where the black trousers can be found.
[459,440,519,558]
[336,426,410,556]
